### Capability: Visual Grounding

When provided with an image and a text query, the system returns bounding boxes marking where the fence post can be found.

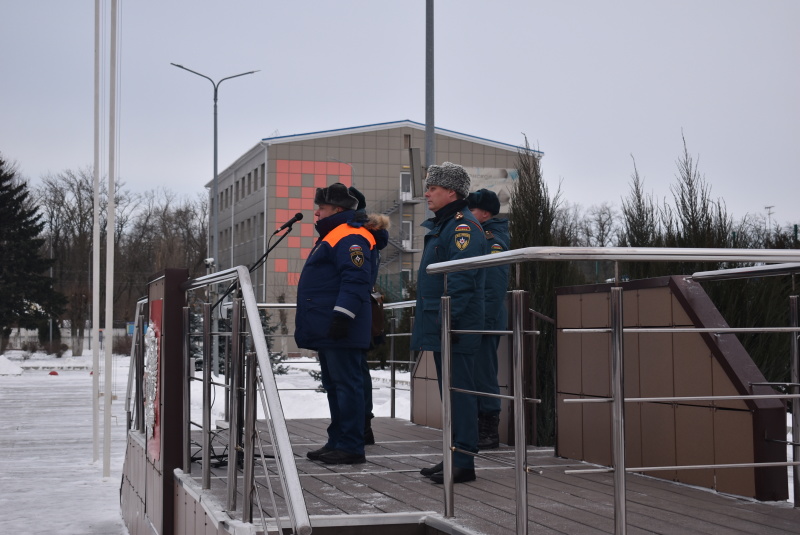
[440,294,454,517]
[790,295,799,507]
[202,302,212,489]
[610,287,627,534]
[511,289,528,534]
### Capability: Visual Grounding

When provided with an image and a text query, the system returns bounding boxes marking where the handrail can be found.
[693,262,800,281]
[425,246,800,274]
[182,266,312,535]
[428,246,800,535]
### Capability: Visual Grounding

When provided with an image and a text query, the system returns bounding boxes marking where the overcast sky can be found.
[1,1,798,226]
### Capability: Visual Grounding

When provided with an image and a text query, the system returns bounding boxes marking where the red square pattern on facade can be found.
[274,259,288,273]
[287,272,301,286]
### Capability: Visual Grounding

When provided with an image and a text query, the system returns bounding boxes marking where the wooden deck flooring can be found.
[189,417,800,534]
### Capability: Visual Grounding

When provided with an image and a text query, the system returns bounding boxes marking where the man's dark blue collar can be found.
[316,209,355,237]
[432,199,468,224]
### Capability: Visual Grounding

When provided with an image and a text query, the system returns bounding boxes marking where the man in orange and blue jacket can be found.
[295,183,375,465]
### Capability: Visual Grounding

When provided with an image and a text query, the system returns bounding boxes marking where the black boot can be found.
[364,414,375,445]
[477,412,500,450]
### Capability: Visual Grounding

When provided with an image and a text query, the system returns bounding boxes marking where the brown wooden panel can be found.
[557,293,582,328]
[640,403,677,480]
[556,330,581,394]
[623,288,639,327]
[623,332,640,398]
[671,294,693,326]
[624,402,642,469]
[582,401,611,466]
[675,405,714,488]
[714,409,756,497]
[556,393,583,459]
[581,292,610,328]
[638,287,672,326]
[639,333,673,397]
[673,334,713,406]
[581,332,610,397]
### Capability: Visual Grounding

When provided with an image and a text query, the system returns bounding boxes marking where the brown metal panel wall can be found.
[556,393,583,459]
[582,401,611,466]
[675,405,714,488]
[581,332,610,397]
[640,403,678,481]
[555,276,788,501]
[714,409,756,496]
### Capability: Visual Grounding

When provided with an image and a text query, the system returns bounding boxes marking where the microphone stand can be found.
[212,224,297,313]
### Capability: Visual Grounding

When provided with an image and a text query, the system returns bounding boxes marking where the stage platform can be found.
[182,417,800,535]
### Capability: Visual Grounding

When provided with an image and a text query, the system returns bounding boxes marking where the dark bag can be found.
[370,290,385,345]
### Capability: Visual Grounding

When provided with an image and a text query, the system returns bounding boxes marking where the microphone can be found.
[273,212,304,234]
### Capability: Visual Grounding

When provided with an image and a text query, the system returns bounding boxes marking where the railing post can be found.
[227,298,244,511]
[202,302,212,489]
[242,351,257,522]
[610,287,627,534]
[511,290,528,535]
[183,306,191,473]
[441,294,454,517]
[790,295,799,507]
[390,316,397,419]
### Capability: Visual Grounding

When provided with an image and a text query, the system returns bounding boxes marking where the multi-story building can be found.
[207,119,540,310]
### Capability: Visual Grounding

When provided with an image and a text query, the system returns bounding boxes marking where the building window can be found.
[403,134,411,149]
[400,172,412,201]
[402,220,412,250]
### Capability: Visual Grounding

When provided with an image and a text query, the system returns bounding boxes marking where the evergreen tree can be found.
[509,138,585,446]
[0,155,66,353]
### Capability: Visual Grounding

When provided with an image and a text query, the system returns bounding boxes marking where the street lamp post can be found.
[170,63,258,271]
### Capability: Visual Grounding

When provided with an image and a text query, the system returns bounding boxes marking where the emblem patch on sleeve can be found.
[349,244,365,267]
[454,224,472,250]
[491,244,504,254]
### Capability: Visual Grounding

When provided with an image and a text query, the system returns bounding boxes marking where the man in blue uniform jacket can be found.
[295,183,375,465]
[411,162,487,483]
[467,188,510,450]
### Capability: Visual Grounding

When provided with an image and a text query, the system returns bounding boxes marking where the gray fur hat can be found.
[314,182,358,210]
[425,162,470,199]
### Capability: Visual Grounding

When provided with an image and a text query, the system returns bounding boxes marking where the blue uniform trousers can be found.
[319,347,366,455]
[433,350,478,469]
[474,334,502,414]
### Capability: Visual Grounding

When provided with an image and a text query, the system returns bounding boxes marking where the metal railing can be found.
[180,267,311,535]
[427,246,800,535]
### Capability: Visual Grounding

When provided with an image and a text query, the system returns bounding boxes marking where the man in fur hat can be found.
[296,183,381,465]
[411,162,487,483]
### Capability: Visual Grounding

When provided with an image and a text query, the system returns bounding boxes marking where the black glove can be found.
[327,313,351,340]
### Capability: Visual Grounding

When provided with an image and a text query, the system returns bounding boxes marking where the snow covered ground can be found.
[0,350,411,534]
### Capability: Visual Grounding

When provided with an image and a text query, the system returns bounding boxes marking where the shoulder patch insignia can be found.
[455,224,471,232]
[349,244,365,267]
[491,244,504,254]
[455,211,464,220]
[455,232,470,250]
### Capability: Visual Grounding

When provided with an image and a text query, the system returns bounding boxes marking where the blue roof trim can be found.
[260,119,543,156]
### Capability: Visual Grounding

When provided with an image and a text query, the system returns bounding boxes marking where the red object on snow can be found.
[48,370,59,376]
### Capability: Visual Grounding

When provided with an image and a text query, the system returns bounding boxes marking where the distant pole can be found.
[425,0,435,218]
[103,0,119,478]
[92,0,102,465]
[170,63,259,272]
[765,205,774,234]
[425,0,435,169]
